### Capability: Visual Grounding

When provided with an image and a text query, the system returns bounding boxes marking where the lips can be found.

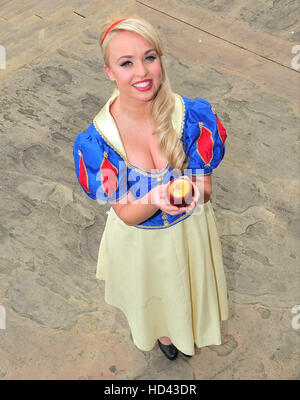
[132,79,153,92]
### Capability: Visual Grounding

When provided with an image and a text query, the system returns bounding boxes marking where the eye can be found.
[120,60,132,67]
[145,55,156,62]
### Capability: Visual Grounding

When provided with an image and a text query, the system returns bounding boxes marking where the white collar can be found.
[93,88,185,160]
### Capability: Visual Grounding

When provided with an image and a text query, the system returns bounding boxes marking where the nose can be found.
[135,60,148,77]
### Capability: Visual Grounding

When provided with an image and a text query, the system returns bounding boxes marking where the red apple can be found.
[168,177,194,207]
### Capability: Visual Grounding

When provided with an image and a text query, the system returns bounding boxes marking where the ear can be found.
[104,64,115,82]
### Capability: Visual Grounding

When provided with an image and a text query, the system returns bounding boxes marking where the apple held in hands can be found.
[168,176,195,207]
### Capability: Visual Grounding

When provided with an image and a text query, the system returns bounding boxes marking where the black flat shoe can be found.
[157,339,178,360]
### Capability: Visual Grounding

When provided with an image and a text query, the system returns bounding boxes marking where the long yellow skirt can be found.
[96,200,229,356]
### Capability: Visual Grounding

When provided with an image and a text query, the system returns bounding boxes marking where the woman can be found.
[73,15,229,360]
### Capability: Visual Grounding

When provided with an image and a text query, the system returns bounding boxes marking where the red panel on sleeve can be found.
[196,124,213,168]
[79,154,91,193]
[101,157,118,196]
[216,115,227,146]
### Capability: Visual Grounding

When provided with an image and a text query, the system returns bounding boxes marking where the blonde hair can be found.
[98,15,189,172]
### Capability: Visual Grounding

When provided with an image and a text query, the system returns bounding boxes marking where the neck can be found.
[117,92,153,121]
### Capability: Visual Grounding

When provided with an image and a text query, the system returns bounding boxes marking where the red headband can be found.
[101,18,128,45]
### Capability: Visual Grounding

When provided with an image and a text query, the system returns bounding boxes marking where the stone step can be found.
[0,0,40,20]
[72,0,135,21]
[2,2,103,54]
[0,5,77,42]
[34,5,76,24]
[5,8,36,24]
[130,1,299,115]
[30,0,91,19]
[0,0,94,21]
[0,0,127,46]
[6,4,78,25]
[0,14,50,46]
[0,0,134,82]
[73,0,115,17]
[138,0,296,69]
[5,12,85,61]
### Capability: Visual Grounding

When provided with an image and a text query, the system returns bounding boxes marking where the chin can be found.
[140,92,157,102]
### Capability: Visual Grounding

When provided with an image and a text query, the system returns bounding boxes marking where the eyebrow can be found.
[117,49,157,62]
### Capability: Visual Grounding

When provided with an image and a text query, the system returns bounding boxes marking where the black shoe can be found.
[157,339,178,360]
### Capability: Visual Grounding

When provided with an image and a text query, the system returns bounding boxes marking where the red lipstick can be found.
[132,79,153,92]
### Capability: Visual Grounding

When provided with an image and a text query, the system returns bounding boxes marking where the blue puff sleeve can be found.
[73,124,129,203]
[183,97,227,176]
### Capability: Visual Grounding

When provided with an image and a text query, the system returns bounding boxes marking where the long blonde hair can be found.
[98,15,189,172]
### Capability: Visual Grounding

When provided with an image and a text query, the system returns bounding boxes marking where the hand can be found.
[184,177,201,212]
[150,177,200,216]
[165,176,201,215]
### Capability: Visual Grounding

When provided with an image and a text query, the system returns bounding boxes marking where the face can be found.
[103,30,163,103]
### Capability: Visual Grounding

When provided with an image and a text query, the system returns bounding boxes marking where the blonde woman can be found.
[73,15,229,361]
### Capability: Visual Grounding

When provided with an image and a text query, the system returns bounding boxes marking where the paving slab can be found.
[133,1,299,116]
[137,0,299,68]
[0,0,299,380]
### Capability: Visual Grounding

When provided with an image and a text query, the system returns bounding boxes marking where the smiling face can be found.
[103,30,163,104]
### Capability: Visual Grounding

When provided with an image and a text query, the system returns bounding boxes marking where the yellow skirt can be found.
[96,200,229,356]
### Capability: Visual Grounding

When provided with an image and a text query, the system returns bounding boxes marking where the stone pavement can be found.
[0,0,299,380]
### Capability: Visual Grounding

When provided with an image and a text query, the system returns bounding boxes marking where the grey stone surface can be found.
[0,0,299,380]
[190,0,300,42]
